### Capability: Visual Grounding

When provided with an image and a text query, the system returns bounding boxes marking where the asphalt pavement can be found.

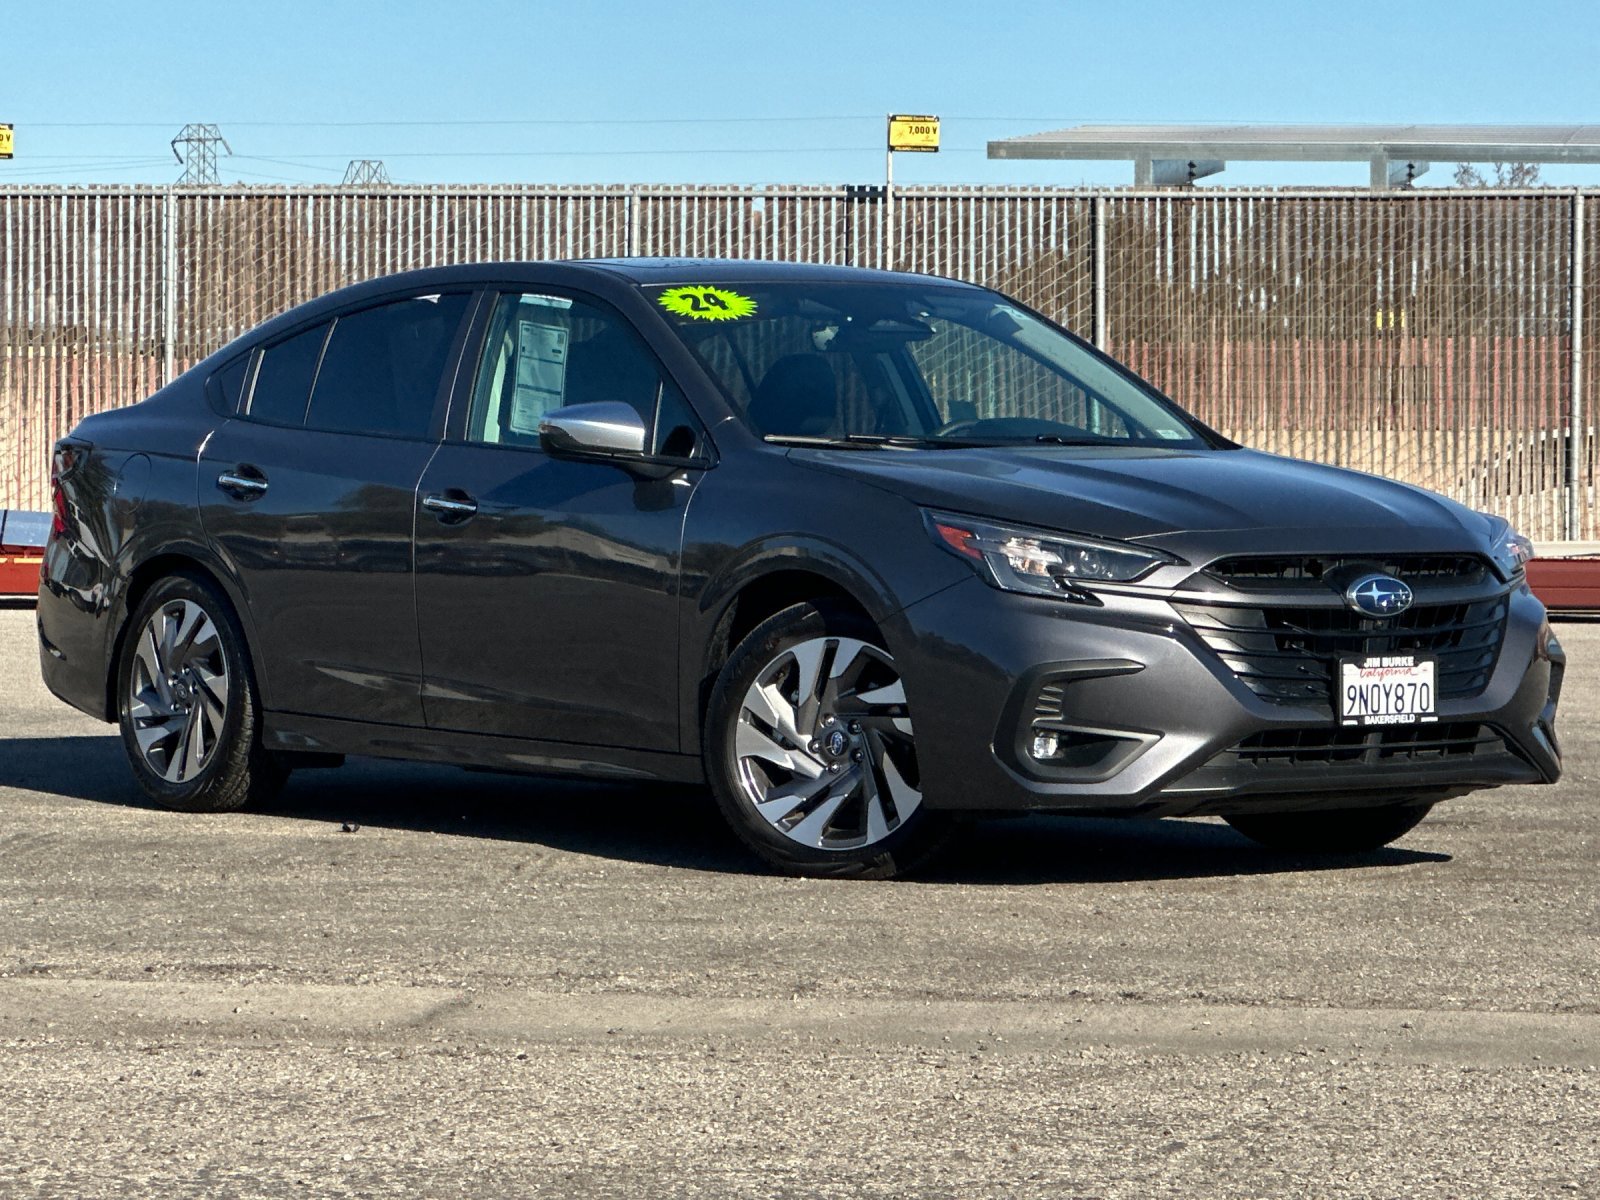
[1,602,1595,1198]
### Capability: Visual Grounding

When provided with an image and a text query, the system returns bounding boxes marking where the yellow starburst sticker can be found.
[658,285,757,322]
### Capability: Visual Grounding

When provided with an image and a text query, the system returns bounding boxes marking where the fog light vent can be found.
[1001,661,1155,782]
[1033,683,1066,723]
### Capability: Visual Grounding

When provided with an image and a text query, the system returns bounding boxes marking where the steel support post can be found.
[1570,193,1587,540]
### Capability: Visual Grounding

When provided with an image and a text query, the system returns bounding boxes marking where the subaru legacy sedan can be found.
[38,260,1564,877]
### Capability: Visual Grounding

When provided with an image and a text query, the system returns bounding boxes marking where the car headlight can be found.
[925,510,1181,599]
[1480,512,1534,579]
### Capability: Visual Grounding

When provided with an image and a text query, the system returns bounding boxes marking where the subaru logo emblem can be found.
[825,729,849,757]
[1344,573,1414,617]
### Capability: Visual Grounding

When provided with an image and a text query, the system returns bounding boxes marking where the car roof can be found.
[569,257,977,288]
[291,257,977,317]
[297,258,976,299]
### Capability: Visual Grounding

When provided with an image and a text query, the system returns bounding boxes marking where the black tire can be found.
[704,601,954,879]
[1224,802,1435,854]
[116,572,287,813]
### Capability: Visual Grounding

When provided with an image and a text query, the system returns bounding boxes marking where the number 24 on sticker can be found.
[658,286,757,322]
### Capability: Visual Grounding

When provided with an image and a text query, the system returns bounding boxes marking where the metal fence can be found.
[1,183,1593,541]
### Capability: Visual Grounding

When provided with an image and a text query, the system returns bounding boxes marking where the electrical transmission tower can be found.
[342,159,392,185]
[170,123,231,184]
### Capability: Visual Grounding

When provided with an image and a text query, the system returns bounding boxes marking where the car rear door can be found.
[199,290,474,726]
[413,286,709,751]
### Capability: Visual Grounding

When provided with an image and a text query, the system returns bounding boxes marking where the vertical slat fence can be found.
[0,183,1590,541]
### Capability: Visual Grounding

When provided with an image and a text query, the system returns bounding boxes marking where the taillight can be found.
[50,445,79,537]
[50,477,68,536]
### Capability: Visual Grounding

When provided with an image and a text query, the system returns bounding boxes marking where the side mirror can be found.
[538,402,647,458]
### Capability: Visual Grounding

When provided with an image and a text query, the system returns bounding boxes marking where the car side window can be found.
[206,353,253,415]
[247,322,329,426]
[466,292,696,455]
[654,378,701,459]
[305,293,472,439]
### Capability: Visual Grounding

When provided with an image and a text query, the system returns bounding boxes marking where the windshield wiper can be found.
[764,433,990,449]
[766,432,1123,450]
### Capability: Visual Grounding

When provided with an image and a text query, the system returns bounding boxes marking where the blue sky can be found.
[3,0,1598,188]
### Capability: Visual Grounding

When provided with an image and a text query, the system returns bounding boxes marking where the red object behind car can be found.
[1527,555,1600,613]
[0,510,49,596]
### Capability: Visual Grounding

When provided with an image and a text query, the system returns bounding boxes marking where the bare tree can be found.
[1452,161,1544,187]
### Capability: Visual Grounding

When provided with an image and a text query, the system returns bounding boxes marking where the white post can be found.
[1571,192,1587,541]
[161,187,177,387]
[1093,194,1108,350]
[884,139,894,271]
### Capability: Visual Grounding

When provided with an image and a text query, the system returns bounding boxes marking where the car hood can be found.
[790,445,1492,558]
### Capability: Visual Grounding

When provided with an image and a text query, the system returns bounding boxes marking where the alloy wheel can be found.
[127,598,230,783]
[734,636,921,850]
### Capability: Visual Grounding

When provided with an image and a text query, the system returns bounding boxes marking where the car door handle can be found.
[216,469,269,500]
[422,493,478,522]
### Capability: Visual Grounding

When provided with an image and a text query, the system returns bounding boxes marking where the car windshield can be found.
[646,280,1210,448]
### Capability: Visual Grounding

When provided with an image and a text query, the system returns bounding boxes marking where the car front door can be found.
[413,288,708,752]
[199,290,474,726]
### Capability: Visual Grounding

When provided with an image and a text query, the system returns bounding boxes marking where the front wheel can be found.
[116,573,286,813]
[705,602,953,879]
[1224,802,1435,854]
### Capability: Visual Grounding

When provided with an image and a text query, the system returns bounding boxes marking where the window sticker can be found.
[658,285,757,322]
[508,319,568,435]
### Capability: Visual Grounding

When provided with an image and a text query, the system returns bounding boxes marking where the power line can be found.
[0,160,173,179]
[0,115,1353,133]
[22,114,883,129]
[2,153,197,161]
[233,147,923,160]
[233,154,344,175]
[228,167,331,184]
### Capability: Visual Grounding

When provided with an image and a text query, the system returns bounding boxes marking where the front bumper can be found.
[889,577,1562,816]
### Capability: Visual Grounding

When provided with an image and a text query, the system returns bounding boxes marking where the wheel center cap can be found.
[824,728,849,758]
[172,679,193,707]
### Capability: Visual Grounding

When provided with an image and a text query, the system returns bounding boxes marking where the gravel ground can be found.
[0,603,1595,1198]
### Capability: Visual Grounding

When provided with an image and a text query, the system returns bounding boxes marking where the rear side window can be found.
[306,293,471,439]
[248,322,330,426]
[206,353,252,414]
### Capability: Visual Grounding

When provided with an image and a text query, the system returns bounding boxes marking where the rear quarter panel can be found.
[38,381,225,720]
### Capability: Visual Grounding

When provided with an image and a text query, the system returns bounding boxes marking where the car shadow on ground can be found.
[0,734,1452,884]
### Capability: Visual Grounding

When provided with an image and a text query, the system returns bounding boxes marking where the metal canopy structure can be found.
[988,124,1600,189]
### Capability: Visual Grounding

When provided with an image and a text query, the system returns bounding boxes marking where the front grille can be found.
[1206,553,1490,591]
[1214,722,1507,768]
[1174,597,1509,705]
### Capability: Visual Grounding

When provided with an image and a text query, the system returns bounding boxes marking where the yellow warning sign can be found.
[888,114,940,153]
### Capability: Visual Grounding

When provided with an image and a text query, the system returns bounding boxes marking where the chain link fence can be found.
[0,184,1592,541]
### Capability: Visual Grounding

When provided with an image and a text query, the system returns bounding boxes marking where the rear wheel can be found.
[1224,802,1434,854]
[116,573,286,813]
[705,601,953,879]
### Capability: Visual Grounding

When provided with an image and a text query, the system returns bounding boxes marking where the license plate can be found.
[1338,655,1437,726]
